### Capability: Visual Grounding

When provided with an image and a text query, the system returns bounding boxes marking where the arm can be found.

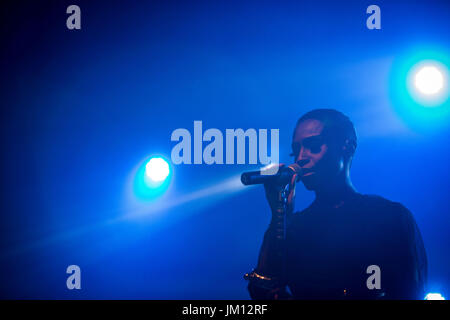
[246,172,297,300]
[246,223,292,300]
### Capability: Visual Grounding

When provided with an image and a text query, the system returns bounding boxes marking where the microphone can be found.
[241,163,303,186]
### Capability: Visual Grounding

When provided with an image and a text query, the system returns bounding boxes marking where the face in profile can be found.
[292,119,345,191]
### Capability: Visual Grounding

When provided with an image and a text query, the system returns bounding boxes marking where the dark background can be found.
[0,0,449,299]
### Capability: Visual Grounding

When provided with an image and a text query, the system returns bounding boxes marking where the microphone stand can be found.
[272,183,290,283]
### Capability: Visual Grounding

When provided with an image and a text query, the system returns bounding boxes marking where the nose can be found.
[295,147,309,165]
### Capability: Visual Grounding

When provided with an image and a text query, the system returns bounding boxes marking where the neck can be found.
[314,173,357,208]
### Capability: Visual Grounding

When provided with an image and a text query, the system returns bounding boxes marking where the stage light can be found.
[127,155,173,201]
[406,60,448,107]
[145,157,170,182]
[389,48,450,132]
[414,65,444,95]
[424,293,445,300]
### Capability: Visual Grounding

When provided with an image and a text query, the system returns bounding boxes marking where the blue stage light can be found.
[389,47,450,132]
[145,157,170,182]
[414,65,444,95]
[130,155,172,201]
[425,292,445,300]
[407,60,448,107]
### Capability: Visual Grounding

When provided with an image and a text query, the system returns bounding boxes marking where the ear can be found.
[342,139,356,157]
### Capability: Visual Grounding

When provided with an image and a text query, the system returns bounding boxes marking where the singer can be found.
[245,109,427,300]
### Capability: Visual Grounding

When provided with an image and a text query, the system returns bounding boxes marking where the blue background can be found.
[0,0,449,299]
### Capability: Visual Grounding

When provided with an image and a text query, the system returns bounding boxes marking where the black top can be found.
[249,193,427,300]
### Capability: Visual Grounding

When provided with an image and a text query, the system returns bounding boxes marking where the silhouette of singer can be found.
[245,109,427,300]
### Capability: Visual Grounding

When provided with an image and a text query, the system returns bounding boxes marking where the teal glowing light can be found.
[389,47,450,132]
[414,66,444,95]
[407,60,448,107]
[133,155,172,201]
[145,157,170,182]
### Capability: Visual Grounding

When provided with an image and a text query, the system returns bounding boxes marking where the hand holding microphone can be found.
[240,163,302,186]
[242,162,304,281]
[241,161,305,215]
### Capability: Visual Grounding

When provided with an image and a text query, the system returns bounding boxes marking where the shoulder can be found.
[358,193,412,215]
[294,193,415,221]
[356,193,418,230]
[294,193,411,213]
[291,193,416,226]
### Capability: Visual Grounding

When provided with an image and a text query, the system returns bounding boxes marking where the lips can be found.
[301,167,314,176]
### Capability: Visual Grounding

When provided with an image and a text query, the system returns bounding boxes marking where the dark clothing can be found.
[249,193,427,300]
